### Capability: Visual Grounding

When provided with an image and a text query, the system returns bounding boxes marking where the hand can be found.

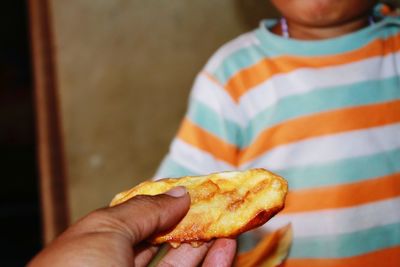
[28,187,237,267]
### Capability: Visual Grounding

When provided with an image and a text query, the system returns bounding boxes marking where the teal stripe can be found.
[290,222,400,258]
[157,156,198,178]
[212,17,400,84]
[242,76,400,147]
[278,148,400,190]
[187,100,242,147]
[256,17,400,58]
[214,44,265,84]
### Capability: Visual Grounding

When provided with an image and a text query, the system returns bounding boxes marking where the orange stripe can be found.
[282,173,400,214]
[239,100,400,164]
[177,118,238,165]
[283,245,400,267]
[226,33,400,102]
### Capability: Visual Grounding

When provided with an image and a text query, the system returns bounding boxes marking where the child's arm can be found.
[155,71,243,179]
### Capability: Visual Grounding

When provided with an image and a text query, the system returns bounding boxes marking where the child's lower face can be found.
[271,0,378,27]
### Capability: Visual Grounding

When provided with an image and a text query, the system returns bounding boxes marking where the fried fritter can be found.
[110,168,288,248]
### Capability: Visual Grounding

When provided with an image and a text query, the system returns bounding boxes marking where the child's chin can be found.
[273,0,376,27]
[294,14,349,28]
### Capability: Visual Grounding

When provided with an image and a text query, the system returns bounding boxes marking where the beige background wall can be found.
[50,0,278,222]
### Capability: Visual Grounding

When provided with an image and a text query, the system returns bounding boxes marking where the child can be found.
[156,1,400,265]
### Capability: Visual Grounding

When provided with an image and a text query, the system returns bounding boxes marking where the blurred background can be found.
[2,0,399,266]
[50,0,277,224]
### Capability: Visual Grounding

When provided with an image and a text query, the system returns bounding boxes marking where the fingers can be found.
[202,238,237,267]
[133,243,159,267]
[157,242,213,267]
[156,238,237,267]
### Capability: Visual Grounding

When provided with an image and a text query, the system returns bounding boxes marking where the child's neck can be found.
[273,15,371,40]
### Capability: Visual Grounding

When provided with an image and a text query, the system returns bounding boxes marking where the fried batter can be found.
[110,168,288,248]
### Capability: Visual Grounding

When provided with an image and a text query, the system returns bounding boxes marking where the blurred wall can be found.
[49,0,278,222]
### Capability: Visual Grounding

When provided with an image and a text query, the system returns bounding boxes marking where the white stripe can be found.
[262,197,400,238]
[191,73,246,127]
[167,139,235,174]
[204,31,260,73]
[242,123,400,170]
[240,52,400,119]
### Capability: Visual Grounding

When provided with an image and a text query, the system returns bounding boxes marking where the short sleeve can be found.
[155,71,245,179]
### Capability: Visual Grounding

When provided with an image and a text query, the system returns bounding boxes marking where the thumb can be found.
[94,186,190,245]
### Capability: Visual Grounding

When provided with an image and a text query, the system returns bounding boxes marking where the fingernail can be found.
[165,186,187,198]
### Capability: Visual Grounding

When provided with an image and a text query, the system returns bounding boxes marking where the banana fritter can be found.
[110,168,288,248]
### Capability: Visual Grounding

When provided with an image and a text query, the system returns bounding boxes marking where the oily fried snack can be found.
[110,168,288,248]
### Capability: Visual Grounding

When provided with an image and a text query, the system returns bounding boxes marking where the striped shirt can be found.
[156,17,400,266]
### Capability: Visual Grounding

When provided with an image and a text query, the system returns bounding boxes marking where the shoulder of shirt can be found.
[202,29,261,76]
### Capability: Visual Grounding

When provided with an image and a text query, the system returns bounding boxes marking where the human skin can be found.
[271,0,378,39]
[28,187,236,267]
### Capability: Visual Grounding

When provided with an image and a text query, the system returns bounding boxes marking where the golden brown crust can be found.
[110,168,288,247]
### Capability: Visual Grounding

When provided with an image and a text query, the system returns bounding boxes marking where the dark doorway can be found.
[0,1,41,265]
